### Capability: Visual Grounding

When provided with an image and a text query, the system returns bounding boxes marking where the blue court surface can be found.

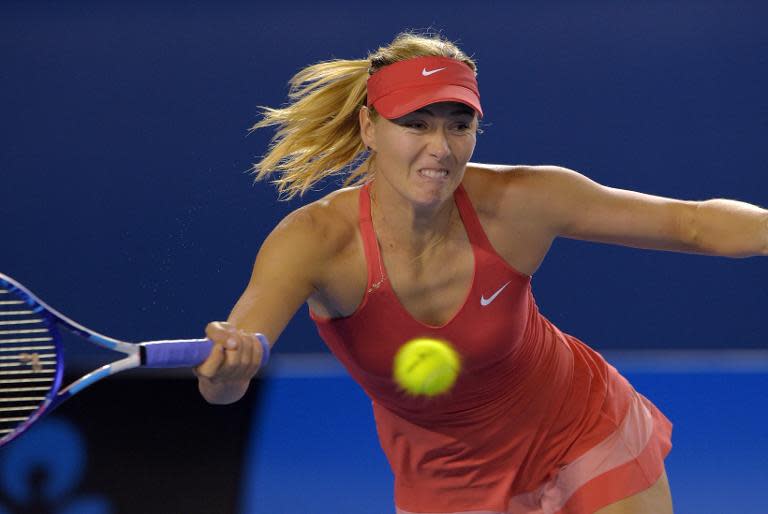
[243,352,768,514]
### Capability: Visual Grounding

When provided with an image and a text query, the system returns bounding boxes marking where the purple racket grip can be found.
[140,334,271,369]
[141,339,214,368]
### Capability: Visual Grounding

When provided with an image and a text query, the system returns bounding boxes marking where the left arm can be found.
[521,165,768,258]
[684,198,768,257]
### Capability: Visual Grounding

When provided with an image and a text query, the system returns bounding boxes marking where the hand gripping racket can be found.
[0,272,270,447]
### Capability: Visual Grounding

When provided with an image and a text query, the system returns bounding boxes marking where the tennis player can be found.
[195,32,768,513]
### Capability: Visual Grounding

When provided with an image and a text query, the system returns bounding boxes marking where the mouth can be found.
[417,168,449,180]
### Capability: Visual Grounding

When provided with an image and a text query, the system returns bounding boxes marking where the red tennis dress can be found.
[310,182,673,514]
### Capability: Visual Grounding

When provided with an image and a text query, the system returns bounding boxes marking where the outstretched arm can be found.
[682,198,768,257]
[522,165,768,257]
[196,205,328,404]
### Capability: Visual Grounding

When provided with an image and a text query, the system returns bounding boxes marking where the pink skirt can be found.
[395,390,673,514]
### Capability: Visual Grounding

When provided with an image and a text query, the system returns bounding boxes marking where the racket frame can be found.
[0,273,214,447]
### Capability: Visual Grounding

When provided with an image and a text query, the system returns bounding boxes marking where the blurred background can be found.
[1,1,766,513]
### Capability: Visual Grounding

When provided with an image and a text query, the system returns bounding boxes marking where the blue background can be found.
[1,1,766,353]
[1,2,767,513]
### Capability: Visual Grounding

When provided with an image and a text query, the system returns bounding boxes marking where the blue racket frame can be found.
[0,272,269,447]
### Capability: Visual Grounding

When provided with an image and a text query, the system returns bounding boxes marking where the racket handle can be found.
[140,334,272,369]
[141,339,214,368]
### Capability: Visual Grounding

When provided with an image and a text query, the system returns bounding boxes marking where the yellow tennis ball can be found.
[393,337,461,397]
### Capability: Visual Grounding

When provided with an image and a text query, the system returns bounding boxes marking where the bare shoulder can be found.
[294,186,360,250]
[458,164,567,275]
[273,186,361,285]
[462,163,571,219]
[464,162,582,189]
[463,163,694,249]
[224,186,362,338]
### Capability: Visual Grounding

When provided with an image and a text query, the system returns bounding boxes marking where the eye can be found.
[452,122,473,132]
[402,120,427,129]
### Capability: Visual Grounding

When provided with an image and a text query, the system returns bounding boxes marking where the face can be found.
[360,101,478,208]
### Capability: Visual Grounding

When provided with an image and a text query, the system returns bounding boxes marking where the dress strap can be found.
[359,183,386,292]
[453,183,497,254]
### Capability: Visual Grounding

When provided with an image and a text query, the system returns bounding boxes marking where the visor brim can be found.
[372,84,483,120]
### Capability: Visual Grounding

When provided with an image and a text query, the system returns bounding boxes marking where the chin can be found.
[410,182,454,207]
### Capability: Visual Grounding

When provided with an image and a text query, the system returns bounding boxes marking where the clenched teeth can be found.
[419,168,448,178]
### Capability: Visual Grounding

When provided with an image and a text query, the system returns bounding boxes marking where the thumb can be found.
[205,321,236,346]
[196,321,233,379]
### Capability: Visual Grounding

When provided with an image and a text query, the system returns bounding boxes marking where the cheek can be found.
[455,135,477,161]
[381,133,420,161]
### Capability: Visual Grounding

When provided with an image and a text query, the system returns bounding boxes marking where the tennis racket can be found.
[0,272,270,448]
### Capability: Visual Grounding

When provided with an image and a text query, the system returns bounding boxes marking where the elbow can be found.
[762,213,768,257]
[685,201,768,258]
[681,201,736,257]
[678,202,703,252]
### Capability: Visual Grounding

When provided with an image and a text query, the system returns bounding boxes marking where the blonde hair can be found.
[249,30,478,199]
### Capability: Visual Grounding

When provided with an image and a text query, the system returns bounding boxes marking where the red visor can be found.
[366,56,483,119]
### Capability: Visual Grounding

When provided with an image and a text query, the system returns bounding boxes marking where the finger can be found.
[226,334,239,351]
[205,321,236,346]
[231,333,258,381]
[195,343,226,379]
[238,331,254,370]
[219,334,247,380]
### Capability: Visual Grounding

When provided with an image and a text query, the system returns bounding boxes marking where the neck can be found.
[369,179,457,257]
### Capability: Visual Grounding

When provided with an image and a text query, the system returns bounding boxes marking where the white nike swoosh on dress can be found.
[422,67,447,76]
[480,280,512,306]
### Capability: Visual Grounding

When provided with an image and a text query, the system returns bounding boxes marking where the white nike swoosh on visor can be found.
[480,280,512,306]
[422,67,447,77]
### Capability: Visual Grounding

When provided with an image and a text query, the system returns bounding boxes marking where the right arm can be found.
[195,206,328,404]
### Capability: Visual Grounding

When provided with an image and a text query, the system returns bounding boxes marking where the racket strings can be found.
[0,287,58,436]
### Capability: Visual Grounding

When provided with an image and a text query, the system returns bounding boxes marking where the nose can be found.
[425,128,451,161]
